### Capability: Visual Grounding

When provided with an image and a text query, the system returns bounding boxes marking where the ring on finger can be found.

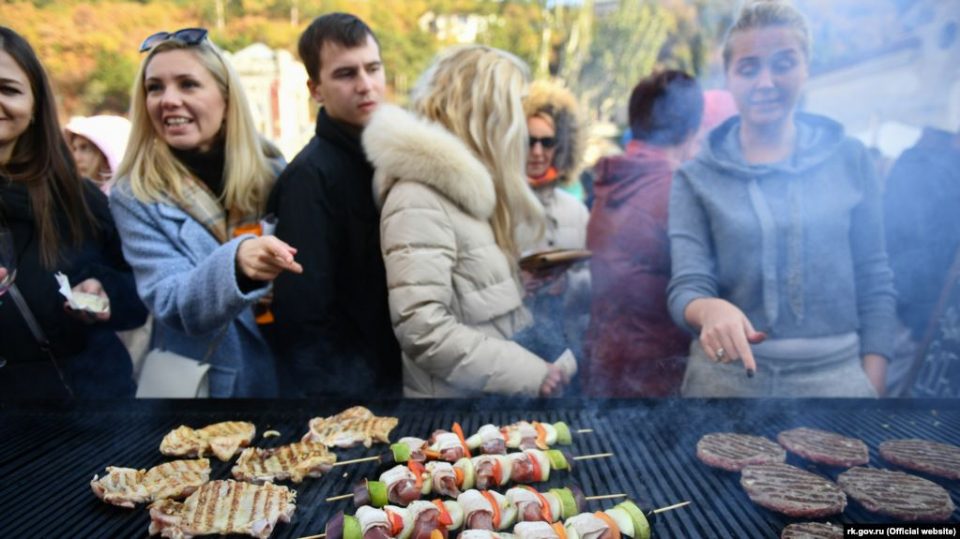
[715,347,726,361]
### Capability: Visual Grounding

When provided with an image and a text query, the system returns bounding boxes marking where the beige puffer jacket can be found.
[363,105,551,398]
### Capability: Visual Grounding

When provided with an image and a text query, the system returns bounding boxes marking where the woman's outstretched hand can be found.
[236,236,303,282]
[539,362,569,397]
[685,297,766,375]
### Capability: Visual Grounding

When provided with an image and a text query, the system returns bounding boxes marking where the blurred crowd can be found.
[1,0,958,400]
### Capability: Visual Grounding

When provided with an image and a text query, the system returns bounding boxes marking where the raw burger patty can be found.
[741,463,846,518]
[781,522,844,539]
[697,433,786,471]
[879,439,960,480]
[777,427,869,467]
[837,466,956,521]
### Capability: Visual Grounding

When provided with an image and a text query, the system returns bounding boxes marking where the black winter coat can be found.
[0,178,147,398]
[267,109,401,398]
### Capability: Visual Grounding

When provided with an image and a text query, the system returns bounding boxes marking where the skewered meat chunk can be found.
[697,433,786,471]
[837,467,956,521]
[878,439,960,480]
[160,421,256,462]
[777,427,869,467]
[91,459,211,508]
[780,522,843,539]
[303,406,399,448]
[232,440,336,483]
[148,480,296,539]
[740,463,847,518]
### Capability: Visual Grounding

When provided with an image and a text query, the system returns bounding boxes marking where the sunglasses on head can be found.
[529,136,557,149]
[139,28,209,53]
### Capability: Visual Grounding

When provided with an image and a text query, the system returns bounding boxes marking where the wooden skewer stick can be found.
[297,534,325,539]
[325,493,355,502]
[576,429,594,434]
[572,452,614,461]
[331,455,382,467]
[649,500,691,515]
[584,493,627,501]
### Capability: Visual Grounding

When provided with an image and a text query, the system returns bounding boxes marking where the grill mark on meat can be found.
[780,522,843,539]
[879,439,960,480]
[837,467,955,521]
[740,463,846,518]
[227,479,243,532]
[304,408,399,448]
[200,479,215,532]
[697,433,786,471]
[777,427,869,467]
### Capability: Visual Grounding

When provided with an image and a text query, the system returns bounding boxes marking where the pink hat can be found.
[64,115,132,178]
[701,89,738,132]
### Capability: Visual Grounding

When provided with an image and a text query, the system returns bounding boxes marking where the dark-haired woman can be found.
[584,70,704,397]
[0,26,147,398]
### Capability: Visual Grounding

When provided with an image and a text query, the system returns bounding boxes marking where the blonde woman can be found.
[363,45,571,397]
[110,29,302,397]
[668,1,896,397]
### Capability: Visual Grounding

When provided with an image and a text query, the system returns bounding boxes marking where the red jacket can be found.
[584,141,690,397]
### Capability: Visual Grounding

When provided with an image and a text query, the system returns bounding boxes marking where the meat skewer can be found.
[304,497,689,539]
[338,420,593,469]
[328,449,615,507]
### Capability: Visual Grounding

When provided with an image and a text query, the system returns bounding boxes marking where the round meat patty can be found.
[878,439,960,480]
[697,433,786,471]
[740,463,847,518]
[837,466,956,522]
[777,427,869,467]
[780,522,843,539]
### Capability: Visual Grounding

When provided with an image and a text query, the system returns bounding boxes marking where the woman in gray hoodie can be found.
[667,0,896,397]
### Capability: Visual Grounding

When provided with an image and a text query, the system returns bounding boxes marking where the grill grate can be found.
[0,398,957,538]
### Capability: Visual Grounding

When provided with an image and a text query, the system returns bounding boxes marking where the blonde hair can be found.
[722,0,812,70]
[523,79,588,183]
[116,39,274,214]
[411,45,543,257]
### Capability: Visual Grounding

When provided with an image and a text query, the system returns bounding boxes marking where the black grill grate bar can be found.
[1,413,163,536]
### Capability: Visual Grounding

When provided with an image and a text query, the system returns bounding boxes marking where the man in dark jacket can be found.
[884,126,960,342]
[267,13,401,397]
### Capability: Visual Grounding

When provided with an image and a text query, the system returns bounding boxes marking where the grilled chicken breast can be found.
[91,459,211,508]
[148,480,296,539]
[232,440,336,483]
[302,406,398,448]
[160,421,256,462]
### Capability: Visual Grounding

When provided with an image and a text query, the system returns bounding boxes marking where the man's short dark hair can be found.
[628,70,704,147]
[298,13,378,83]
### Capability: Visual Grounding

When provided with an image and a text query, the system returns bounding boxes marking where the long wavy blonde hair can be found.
[116,38,274,214]
[411,45,544,258]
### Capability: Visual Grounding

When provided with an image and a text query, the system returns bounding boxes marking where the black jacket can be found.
[884,127,960,340]
[0,178,147,398]
[267,109,401,397]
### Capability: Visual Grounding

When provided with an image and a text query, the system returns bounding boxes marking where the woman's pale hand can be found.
[64,278,111,323]
[236,236,303,282]
[685,297,766,374]
[539,363,567,397]
[862,353,887,396]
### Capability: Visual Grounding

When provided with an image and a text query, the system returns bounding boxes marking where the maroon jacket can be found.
[584,141,690,397]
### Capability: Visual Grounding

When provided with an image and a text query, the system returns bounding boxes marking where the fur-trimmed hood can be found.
[524,80,588,183]
[363,104,496,220]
